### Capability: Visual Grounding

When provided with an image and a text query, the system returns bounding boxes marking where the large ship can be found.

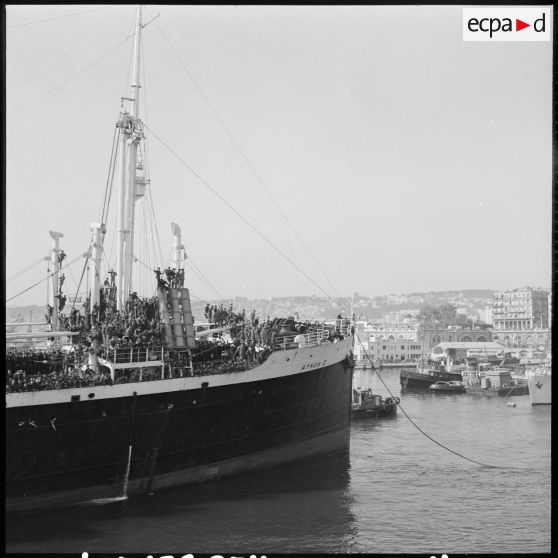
[525,365,551,405]
[5,7,355,512]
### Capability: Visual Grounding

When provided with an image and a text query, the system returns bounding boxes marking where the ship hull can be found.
[400,368,463,390]
[465,385,529,397]
[6,340,353,512]
[526,371,551,405]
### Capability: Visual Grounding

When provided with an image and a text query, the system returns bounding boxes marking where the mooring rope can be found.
[354,332,524,470]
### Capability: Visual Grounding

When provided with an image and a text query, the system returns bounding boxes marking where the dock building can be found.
[371,338,423,363]
[418,327,493,352]
[353,322,422,365]
[431,341,504,364]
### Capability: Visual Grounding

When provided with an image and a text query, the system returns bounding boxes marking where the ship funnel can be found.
[171,222,185,271]
[89,222,107,234]
[171,222,181,237]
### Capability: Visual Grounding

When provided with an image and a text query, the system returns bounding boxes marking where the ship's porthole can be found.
[71,395,80,402]
[88,393,95,399]
[192,400,197,405]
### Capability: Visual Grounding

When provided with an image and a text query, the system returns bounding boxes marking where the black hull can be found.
[400,369,463,390]
[7,358,353,512]
[351,404,397,419]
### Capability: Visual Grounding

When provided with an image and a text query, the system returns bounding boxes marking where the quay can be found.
[378,362,416,369]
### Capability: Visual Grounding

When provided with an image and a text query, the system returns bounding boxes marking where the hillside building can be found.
[491,287,549,330]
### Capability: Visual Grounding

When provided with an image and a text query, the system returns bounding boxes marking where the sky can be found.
[5,5,553,307]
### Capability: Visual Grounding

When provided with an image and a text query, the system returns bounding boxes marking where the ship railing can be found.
[102,346,164,364]
[274,320,353,351]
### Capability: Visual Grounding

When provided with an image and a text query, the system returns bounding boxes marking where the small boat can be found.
[428,380,466,393]
[352,388,399,419]
[463,365,530,397]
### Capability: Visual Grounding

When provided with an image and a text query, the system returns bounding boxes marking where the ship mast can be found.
[116,5,145,311]
[48,230,64,331]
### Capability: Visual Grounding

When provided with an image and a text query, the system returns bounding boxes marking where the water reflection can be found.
[6,365,551,553]
[7,452,358,553]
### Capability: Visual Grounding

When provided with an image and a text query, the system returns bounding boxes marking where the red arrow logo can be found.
[516,19,530,31]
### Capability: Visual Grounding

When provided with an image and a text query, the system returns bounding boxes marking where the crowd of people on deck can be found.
[7,260,352,392]
[6,366,113,393]
[155,266,185,290]
[192,335,273,376]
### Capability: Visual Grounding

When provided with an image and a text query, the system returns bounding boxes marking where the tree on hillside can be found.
[418,303,458,328]
[454,313,473,329]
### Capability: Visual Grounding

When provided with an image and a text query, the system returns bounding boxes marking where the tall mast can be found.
[89,222,106,312]
[116,5,145,310]
[49,230,63,331]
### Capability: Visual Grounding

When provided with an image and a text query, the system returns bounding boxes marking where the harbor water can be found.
[6,367,551,554]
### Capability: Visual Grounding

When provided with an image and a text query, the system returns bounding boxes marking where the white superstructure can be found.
[526,366,551,405]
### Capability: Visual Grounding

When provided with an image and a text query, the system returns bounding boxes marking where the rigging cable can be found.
[99,126,121,225]
[150,13,342,299]
[146,184,165,270]
[355,332,524,470]
[138,41,158,285]
[6,256,49,283]
[143,123,341,306]
[7,6,112,29]
[7,251,89,303]
[186,258,228,303]
[67,253,91,317]
[133,257,158,298]
[8,33,134,122]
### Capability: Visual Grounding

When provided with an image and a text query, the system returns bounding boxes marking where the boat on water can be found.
[462,365,529,398]
[351,388,399,419]
[525,365,551,405]
[428,380,466,393]
[5,7,355,512]
[400,358,463,390]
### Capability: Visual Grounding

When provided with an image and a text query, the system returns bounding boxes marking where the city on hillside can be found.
[7,286,551,359]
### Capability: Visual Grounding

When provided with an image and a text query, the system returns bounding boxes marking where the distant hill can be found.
[5,305,45,323]
[8,288,547,325]
[406,289,497,299]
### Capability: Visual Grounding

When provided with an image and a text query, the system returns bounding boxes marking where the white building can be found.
[371,338,423,363]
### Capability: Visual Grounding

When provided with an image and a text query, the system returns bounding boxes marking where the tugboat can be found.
[5,7,355,512]
[351,387,399,419]
[400,357,464,390]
